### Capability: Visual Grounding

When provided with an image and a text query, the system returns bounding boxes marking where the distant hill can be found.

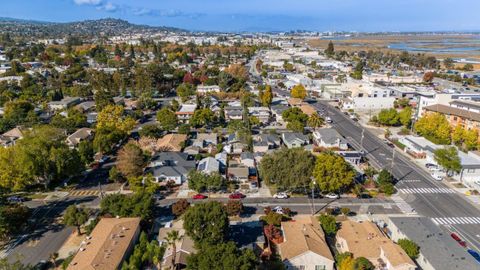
[0,17,186,38]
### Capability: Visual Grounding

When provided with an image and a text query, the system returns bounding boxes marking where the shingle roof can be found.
[278,216,334,262]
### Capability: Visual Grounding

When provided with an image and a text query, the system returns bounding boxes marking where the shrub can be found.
[172,199,190,217]
[398,238,420,259]
[318,214,337,236]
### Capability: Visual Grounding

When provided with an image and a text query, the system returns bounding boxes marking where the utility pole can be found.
[311,180,316,215]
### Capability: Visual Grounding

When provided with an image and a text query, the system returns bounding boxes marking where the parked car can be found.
[7,196,25,203]
[357,193,372,199]
[431,172,444,181]
[326,117,333,123]
[273,206,284,214]
[192,194,208,200]
[425,163,438,169]
[229,192,246,199]
[383,139,394,148]
[325,193,339,199]
[307,192,322,198]
[273,192,289,199]
[450,233,467,247]
[467,249,480,263]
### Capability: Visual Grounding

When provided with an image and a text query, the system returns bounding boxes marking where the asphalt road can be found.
[157,196,402,216]
[313,100,480,251]
[4,197,97,266]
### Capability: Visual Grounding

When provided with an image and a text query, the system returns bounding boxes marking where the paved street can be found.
[313,100,480,251]
[3,197,97,266]
[157,196,402,215]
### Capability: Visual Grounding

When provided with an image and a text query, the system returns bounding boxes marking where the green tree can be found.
[78,140,94,165]
[282,107,308,132]
[63,205,89,235]
[176,83,195,101]
[351,61,364,80]
[307,112,324,128]
[261,85,273,107]
[186,242,257,270]
[183,201,229,246]
[0,258,32,270]
[108,166,123,183]
[0,204,30,241]
[313,152,355,193]
[318,214,337,236]
[290,84,307,99]
[190,108,215,128]
[0,126,83,190]
[138,124,163,139]
[259,148,316,191]
[325,41,335,57]
[398,107,413,127]
[397,238,420,259]
[414,112,451,144]
[100,192,154,221]
[353,257,374,270]
[116,142,146,178]
[166,230,183,269]
[463,63,474,71]
[188,171,225,192]
[156,108,178,131]
[377,108,399,126]
[443,58,455,69]
[3,100,34,125]
[434,147,462,174]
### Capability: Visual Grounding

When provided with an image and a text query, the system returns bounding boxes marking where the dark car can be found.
[229,192,246,199]
[357,193,372,199]
[468,249,480,263]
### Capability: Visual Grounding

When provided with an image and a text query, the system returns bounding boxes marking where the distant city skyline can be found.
[2,0,480,32]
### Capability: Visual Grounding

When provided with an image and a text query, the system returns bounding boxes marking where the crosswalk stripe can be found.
[398,187,455,194]
[430,217,480,225]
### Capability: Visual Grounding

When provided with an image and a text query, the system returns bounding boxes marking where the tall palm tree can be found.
[308,112,324,129]
[166,230,183,270]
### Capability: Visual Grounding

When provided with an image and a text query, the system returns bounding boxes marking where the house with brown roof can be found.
[68,217,141,270]
[336,220,416,270]
[278,216,334,270]
[156,134,187,152]
[300,104,317,117]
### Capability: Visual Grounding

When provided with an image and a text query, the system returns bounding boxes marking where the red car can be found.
[451,233,467,248]
[192,194,208,200]
[229,193,246,199]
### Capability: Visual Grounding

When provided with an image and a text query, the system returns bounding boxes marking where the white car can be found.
[325,193,339,199]
[431,173,444,181]
[273,206,284,214]
[273,192,289,199]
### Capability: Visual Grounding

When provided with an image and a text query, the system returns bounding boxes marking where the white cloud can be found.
[74,0,102,6]
[97,2,118,12]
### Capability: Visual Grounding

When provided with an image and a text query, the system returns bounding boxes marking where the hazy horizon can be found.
[1,0,480,32]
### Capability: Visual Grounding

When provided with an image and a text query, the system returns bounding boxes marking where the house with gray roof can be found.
[387,217,479,270]
[197,157,220,174]
[281,132,309,149]
[313,128,348,150]
[271,105,289,123]
[148,152,196,184]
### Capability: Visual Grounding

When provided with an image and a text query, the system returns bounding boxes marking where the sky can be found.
[1,0,480,32]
